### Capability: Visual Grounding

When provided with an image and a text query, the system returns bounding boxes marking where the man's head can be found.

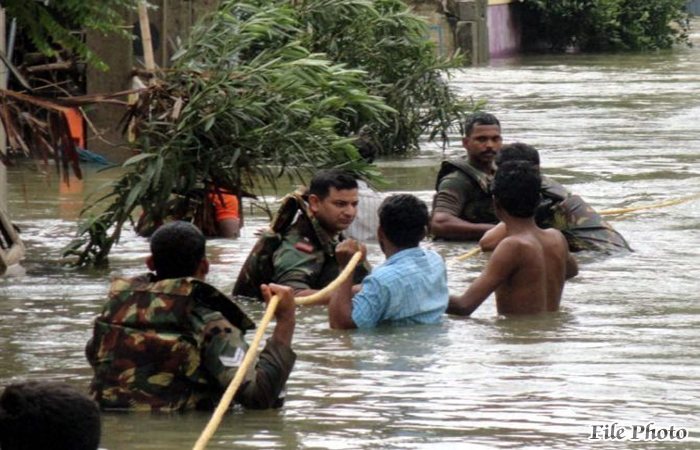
[496,142,540,169]
[492,161,541,219]
[378,194,429,250]
[148,221,208,280]
[308,170,359,235]
[463,112,502,169]
[0,381,101,450]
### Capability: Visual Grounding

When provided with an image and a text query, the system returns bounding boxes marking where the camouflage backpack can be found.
[233,190,309,300]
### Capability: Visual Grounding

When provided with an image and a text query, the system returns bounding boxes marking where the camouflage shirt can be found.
[86,275,296,411]
[272,214,369,291]
[538,177,632,252]
[432,158,499,225]
[234,192,369,300]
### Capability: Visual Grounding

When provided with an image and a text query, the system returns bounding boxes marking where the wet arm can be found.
[479,222,507,251]
[447,242,516,316]
[328,271,356,329]
[431,212,495,240]
[431,189,493,240]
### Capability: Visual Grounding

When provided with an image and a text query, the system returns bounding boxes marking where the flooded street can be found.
[2,30,700,449]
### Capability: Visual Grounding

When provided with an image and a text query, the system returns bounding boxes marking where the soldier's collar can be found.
[310,216,339,255]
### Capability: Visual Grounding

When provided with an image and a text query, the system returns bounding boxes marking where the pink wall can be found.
[488,3,522,58]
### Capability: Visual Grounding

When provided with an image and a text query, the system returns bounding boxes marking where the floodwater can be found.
[2,34,700,450]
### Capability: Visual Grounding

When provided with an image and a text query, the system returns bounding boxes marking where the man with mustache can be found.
[431,112,503,240]
[234,170,369,303]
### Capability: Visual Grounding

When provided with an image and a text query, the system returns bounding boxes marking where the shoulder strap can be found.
[436,159,491,193]
[192,280,256,331]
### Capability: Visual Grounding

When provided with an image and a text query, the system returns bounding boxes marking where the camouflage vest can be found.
[538,177,631,252]
[87,275,254,411]
[435,158,498,224]
[233,190,310,300]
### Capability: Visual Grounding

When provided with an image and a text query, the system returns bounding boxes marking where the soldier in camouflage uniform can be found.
[480,143,632,253]
[234,170,369,303]
[431,112,502,240]
[86,221,297,411]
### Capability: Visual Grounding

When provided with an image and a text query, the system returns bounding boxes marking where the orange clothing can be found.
[209,193,239,221]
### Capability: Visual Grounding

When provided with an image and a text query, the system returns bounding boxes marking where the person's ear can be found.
[199,258,210,277]
[308,194,320,214]
[462,137,469,149]
[377,226,384,242]
[146,255,155,271]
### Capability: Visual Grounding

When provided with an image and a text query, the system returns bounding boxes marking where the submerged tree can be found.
[63,0,471,266]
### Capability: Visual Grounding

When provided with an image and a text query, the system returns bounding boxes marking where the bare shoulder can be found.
[542,228,568,246]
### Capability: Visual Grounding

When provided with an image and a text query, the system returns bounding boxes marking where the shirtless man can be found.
[447,161,578,316]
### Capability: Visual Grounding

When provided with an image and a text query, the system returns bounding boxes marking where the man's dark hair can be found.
[150,221,205,279]
[353,135,377,164]
[0,381,101,450]
[492,161,541,218]
[309,170,358,200]
[378,194,429,248]
[464,112,501,137]
[496,142,540,167]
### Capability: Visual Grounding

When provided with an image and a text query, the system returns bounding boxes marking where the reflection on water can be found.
[2,33,700,448]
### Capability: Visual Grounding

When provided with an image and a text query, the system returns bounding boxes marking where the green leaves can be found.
[521,0,690,51]
[65,0,470,266]
[2,0,138,70]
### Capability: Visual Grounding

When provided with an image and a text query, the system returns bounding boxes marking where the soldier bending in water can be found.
[86,221,297,411]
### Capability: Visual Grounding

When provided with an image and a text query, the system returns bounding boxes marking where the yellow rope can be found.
[599,193,700,215]
[452,193,700,263]
[193,251,362,450]
[295,251,364,306]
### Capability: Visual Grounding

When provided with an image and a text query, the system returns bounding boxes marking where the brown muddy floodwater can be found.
[2,32,700,450]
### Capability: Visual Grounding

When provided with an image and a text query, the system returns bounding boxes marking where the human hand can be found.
[335,239,365,266]
[261,283,296,323]
[255,226,272,237]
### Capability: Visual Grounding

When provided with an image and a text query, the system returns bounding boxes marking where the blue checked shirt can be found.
[351,247,448,328]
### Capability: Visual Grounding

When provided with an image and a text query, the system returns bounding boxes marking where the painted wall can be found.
[689,0,700,15]
[488,1,522,58]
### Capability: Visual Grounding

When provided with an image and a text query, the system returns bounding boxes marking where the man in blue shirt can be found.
[328,194,449,329]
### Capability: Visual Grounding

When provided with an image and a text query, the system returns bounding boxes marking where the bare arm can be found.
[431,211,495,240]
[327,239,364,329]
[447,240,518,316]
[218,218,240,238]
[479,222,507,251]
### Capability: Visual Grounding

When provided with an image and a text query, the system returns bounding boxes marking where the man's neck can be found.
[503,215,538,235]
[468,157,495,176]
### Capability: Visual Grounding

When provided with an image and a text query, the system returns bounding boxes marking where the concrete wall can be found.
[689,0,700,15]
[85,0,218,163]
[487,0,522,58]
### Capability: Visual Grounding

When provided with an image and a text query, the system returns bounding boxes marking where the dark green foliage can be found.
[521,0,690,51]
[296,0,471,154]
[1,0,136,70]
[65,0,470,266]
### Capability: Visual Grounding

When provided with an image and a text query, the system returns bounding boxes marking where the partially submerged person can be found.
[329,194,449,329]
[431,112,502,240]
[136,185,241,239]
[234,170,369,303]
[86,221,296,411]
[448,161,578,316]
[479,143,632,253]
[0,381,101,450]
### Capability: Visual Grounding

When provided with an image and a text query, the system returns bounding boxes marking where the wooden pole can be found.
[138,1,156,74]
[192,251,363,449]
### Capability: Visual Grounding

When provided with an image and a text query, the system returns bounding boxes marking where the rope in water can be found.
[599,193,700,215]
[192,251,363,450]
[451,193,700,263]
